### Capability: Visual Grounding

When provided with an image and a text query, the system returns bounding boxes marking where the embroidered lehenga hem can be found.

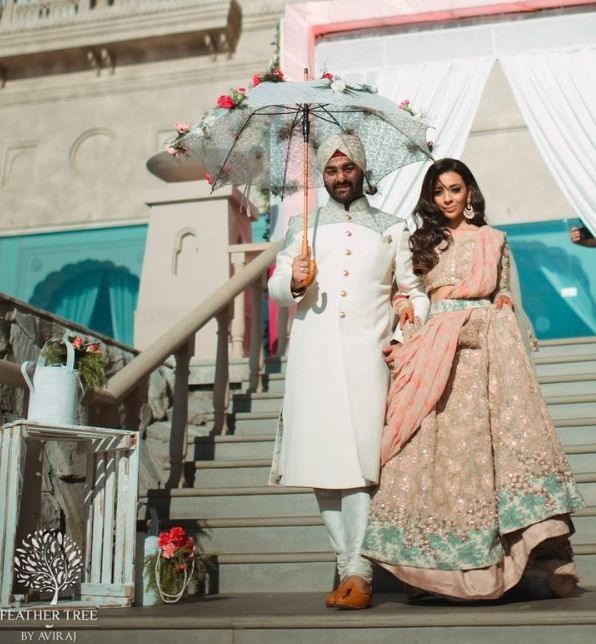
[372,516,578,601]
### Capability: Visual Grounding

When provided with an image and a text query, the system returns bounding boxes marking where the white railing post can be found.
[229,251,246,358]
[213,309,231,435]
[1,1,16,24]
[248,272,265,392]
[165,337,193,489]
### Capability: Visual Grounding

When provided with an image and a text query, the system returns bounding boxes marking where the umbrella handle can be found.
[300,66,317,288]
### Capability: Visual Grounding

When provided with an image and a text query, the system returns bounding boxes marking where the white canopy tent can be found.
[309,9,596,235]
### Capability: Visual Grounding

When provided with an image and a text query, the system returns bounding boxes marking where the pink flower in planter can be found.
[251,73,262,87]
[399,99,410,109]
[321,72,334,80]
[161,543,177,559]
[85,343,101,354]
[72,336,84,350]
[175,122,190,135]
[166,145,177,156]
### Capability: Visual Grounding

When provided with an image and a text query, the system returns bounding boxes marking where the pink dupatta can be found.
[381,227,505,465]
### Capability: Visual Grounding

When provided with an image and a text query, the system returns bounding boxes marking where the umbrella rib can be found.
[313,105,346,130]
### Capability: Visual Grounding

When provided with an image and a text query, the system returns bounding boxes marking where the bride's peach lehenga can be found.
[362,226,585,600]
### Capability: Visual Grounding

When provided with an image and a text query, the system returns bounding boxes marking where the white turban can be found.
[316,133,367,174]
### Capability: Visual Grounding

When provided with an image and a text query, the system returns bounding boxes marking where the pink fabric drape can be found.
[381,226,505,465]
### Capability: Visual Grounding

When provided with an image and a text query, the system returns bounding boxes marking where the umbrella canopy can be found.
[177,75,433,199]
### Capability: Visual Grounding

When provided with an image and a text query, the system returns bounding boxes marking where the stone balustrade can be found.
[0,1,206,29]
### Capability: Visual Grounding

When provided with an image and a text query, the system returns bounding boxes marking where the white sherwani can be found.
[268,196,429,489]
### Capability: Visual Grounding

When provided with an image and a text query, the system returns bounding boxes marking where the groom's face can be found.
[323,154,364,206]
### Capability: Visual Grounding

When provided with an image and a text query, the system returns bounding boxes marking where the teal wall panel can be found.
[0,225,148,345]
[498,219,596,340]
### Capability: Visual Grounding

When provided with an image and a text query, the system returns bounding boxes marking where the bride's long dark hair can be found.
[410,158,488,275]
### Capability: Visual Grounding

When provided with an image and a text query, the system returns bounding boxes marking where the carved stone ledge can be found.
[0,0,240,81]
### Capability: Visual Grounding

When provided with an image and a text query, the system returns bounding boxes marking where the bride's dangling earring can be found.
[463,192,475,220]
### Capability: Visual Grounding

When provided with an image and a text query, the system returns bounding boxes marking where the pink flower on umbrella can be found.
[251,73,262,87]
[217,95,236,109]
[175,121,190,135]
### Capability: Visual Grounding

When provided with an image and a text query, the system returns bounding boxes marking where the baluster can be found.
[213,309,231,435]
[165,338,193,489]
[229,251,246,358]
[1,0,16,24]
[248,272,265,392]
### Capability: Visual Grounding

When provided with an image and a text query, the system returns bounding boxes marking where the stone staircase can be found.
[142,336,596,598]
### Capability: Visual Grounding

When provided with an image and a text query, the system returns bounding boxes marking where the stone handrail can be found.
[107,241,281,403]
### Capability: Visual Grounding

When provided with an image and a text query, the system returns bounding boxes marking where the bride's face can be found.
[432,172,470,222]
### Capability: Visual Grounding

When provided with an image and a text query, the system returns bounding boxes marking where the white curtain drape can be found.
[365,57,495,228]
[501,47,596,236]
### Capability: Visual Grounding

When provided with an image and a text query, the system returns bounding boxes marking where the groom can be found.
[268,133,428,608]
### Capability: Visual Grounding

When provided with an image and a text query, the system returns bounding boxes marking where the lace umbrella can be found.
[176,70,433,284]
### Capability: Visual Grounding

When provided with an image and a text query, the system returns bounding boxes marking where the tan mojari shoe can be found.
[333,575,372,610]
[325,578,350,607]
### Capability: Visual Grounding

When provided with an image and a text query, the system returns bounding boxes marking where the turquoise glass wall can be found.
[0,225,148,345]
[498,219,596,340]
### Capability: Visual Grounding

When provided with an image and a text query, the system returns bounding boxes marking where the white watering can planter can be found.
[21,336,85,426]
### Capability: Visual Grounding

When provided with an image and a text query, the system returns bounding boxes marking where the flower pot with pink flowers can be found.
[144,526,216,604]
[21,334,107,426]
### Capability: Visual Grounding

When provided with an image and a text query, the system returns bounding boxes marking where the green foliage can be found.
[41,336,107,392]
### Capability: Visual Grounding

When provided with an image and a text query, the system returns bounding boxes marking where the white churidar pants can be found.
[314,487,373,582]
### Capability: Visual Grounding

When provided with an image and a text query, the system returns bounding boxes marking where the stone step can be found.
[185,515,328,554]
[556,420,596,446]
[206,407,595,437]
[534,357,596,379]
[539,375,596,397]
[566,445,596,473]
[170,452,596,490]
[548,396,596,420]
[232,391,284,414]
[217,551,336,593]
[164,459,272,488]
[574,544,596,584]
[238,373,595,401]
[573,506,596,543]
[259,371,286,393]
[535,337,596,357]
[142,486,318,520]
[231,411,279,434]
[16,590,595,644]
[187,428,594,464]
[190,433,275,461]
[575,474,596,505]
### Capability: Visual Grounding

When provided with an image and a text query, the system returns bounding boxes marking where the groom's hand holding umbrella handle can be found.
[291,247,316,292]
